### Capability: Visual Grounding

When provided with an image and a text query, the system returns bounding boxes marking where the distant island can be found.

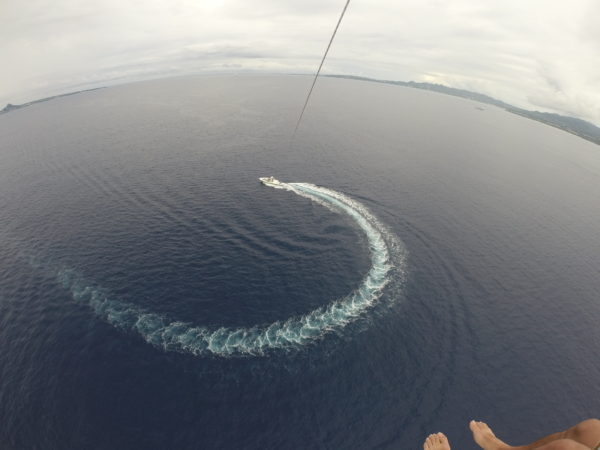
[1,87,103,115]
[326,74,600,146]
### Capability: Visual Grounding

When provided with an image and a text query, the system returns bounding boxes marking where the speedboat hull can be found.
[259,176,282,187]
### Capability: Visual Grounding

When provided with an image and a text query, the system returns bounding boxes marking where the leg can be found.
[469,419,600,450]
[562,419,600,449]
[423,432,451,450]
[526,439,591,450]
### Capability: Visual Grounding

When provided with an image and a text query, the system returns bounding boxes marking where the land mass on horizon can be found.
[326,74,600,146]
[1,88,103,116]
[2,75,599,147]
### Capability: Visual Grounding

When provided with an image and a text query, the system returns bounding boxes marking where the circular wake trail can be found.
[57,182,404,356]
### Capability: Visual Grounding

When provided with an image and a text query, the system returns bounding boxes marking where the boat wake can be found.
[57,181,406,356]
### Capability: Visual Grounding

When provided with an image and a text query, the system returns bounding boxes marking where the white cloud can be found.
[1,0,599,124]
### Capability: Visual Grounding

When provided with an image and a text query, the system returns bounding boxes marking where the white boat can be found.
[259,176,282,186]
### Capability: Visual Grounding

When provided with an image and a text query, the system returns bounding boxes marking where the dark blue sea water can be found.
[0,75,598,449]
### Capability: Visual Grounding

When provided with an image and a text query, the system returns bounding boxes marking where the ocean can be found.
[0,75,598,449]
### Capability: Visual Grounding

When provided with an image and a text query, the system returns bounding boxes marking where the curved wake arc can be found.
[58,181,404,357]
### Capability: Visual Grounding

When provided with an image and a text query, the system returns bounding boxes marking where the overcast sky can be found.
[2,0,599,124]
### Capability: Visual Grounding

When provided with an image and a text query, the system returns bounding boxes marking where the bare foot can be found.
[469,420,513,450]
[423,432,451,450]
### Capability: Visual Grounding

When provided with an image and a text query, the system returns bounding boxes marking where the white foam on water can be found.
[57,182,406,356]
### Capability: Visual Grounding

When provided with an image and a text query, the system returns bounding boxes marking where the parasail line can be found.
[294,0,351,135]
